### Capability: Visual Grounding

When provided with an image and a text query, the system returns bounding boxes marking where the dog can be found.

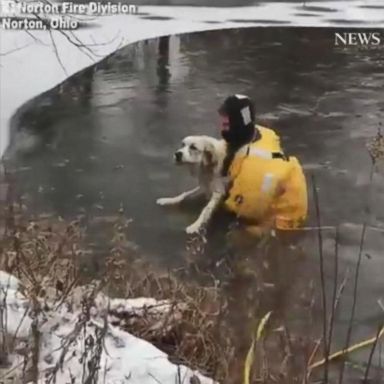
[156,135,227,234]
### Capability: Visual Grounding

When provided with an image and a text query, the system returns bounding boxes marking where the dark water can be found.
[6,27,384,378]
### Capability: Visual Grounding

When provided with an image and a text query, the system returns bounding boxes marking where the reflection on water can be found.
[5,27,384,377]
[157,36,171,91]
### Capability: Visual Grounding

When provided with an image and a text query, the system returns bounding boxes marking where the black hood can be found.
[218,94,259,148]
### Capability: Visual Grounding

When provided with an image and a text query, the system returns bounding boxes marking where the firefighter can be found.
[218,94,308,236]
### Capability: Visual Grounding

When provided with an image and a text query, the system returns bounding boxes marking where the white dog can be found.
[156,135,227,234]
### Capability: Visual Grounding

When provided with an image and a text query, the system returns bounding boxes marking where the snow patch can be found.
[0,270,216,384]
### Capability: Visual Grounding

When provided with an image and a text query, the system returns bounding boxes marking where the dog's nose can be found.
[174,151,182,163]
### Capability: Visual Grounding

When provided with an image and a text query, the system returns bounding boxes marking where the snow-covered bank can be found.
[0,270,214,384]
[0,0,382,159]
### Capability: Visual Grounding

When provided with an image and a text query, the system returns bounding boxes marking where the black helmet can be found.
[218,94,258,148]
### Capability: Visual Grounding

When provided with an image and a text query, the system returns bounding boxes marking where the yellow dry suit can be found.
[224,125,308,233]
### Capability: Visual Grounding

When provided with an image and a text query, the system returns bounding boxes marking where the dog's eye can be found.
[190,144,197,151]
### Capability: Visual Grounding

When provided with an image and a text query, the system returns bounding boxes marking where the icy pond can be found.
[4,27,384,380]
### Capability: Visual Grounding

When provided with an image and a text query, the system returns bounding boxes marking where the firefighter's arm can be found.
[243,176,286,237]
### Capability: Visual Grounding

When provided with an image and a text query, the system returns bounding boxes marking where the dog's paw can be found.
[185,223,201,235]
[156,197,175,206]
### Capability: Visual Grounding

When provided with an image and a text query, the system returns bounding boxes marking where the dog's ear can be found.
[202,143,217,168]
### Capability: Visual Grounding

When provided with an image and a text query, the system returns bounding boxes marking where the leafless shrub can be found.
[0,128,383,383]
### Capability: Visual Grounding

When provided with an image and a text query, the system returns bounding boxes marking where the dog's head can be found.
[174,136,219,168]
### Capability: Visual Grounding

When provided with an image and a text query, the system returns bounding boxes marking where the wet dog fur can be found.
[156,135,227,234]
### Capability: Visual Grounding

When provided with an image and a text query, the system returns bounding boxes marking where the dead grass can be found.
[0,198,311,383]
[1,127,383,383]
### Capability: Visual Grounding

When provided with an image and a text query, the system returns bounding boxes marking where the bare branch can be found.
[48,28,68,76]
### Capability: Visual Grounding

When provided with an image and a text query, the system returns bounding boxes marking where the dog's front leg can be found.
[186,192,223,234]
[156,186,200,206]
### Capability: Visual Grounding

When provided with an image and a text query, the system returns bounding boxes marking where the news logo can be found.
[334,31,383,47]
